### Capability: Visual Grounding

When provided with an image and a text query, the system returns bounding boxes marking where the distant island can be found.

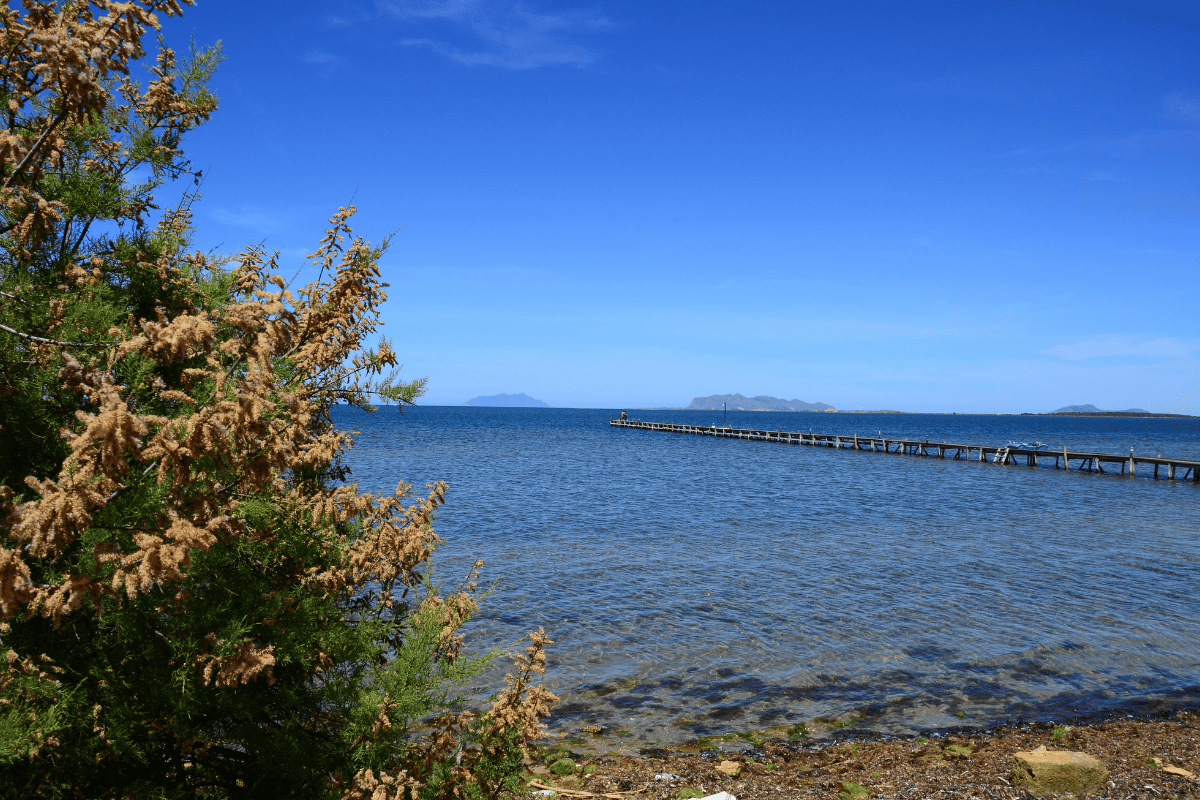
[1052,404,1149,414]
[1026,404,1193,419]
[689,393,834,412]
[464,393,549,408]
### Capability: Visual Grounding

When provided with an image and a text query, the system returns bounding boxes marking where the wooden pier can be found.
[610,419,1200,482]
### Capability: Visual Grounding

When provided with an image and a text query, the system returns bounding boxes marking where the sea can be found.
[333,405,1200,746]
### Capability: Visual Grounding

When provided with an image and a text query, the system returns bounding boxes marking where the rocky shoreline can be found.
[525,710,1200,799]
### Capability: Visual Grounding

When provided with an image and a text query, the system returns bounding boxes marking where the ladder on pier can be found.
[993,447,1010,465]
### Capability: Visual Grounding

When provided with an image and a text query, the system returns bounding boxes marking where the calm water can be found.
[335,406,1200,744]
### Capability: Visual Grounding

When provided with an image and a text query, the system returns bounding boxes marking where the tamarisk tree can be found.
[0,2,555,798]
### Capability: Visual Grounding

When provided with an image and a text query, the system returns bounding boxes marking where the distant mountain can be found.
[464,393,549,408]
[1052,404,1149,414]
[689,393,834,412]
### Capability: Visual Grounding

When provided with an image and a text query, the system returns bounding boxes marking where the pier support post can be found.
[1063,446,1068,469]
[1169,464,1176,480]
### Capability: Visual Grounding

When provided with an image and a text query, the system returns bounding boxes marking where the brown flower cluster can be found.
[0,3,556,795]
[2,201,400,653]
[1,1,207,251]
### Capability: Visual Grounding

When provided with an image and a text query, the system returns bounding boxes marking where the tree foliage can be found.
[0,2,555,797]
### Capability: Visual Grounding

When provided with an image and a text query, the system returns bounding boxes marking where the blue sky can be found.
[167,1,1199,413]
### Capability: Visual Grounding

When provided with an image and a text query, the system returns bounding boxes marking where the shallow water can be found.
[336,405,1200,743]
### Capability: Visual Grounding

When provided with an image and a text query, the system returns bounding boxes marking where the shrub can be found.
[0,3,554,797]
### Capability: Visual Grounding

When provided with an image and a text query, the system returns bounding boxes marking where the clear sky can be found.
[165,1,1199,413]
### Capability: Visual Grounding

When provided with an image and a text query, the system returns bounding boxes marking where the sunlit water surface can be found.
[336,406,1200,743]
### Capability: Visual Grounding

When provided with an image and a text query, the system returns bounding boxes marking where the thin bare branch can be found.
[2,110,67,190]
[0,321,115,348]
[0,290,33,307]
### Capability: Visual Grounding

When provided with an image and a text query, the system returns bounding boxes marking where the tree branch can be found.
[0,321,114,348]
[2,109,68,190]
[0,290,33,307]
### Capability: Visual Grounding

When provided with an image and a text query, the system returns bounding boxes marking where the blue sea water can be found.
[334,405,1200,744]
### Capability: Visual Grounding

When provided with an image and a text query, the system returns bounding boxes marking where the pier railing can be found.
[609,419,1200,482]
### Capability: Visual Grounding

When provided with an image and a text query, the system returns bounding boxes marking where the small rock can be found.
[716,761,742,779]
[656,773,680,781]
[698,793,736,800]
[1012,748,1108,796]
[1163,765,1196,780]
[549,758,577,776]
[581,725,605,734]
[532,792,556,797]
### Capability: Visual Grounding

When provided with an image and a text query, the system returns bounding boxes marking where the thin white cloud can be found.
[379,0,611,69]
[210,206,289,232]
[303,51,341,65]
[997,128,1199,161]
[1164,92,1200,123]
[1041,335,1195,361]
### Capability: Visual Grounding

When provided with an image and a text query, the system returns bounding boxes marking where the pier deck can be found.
[610,419,1200,482]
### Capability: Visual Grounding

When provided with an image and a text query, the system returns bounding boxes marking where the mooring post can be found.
[1128,448,1135,477]
[1063,445,1068,469]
